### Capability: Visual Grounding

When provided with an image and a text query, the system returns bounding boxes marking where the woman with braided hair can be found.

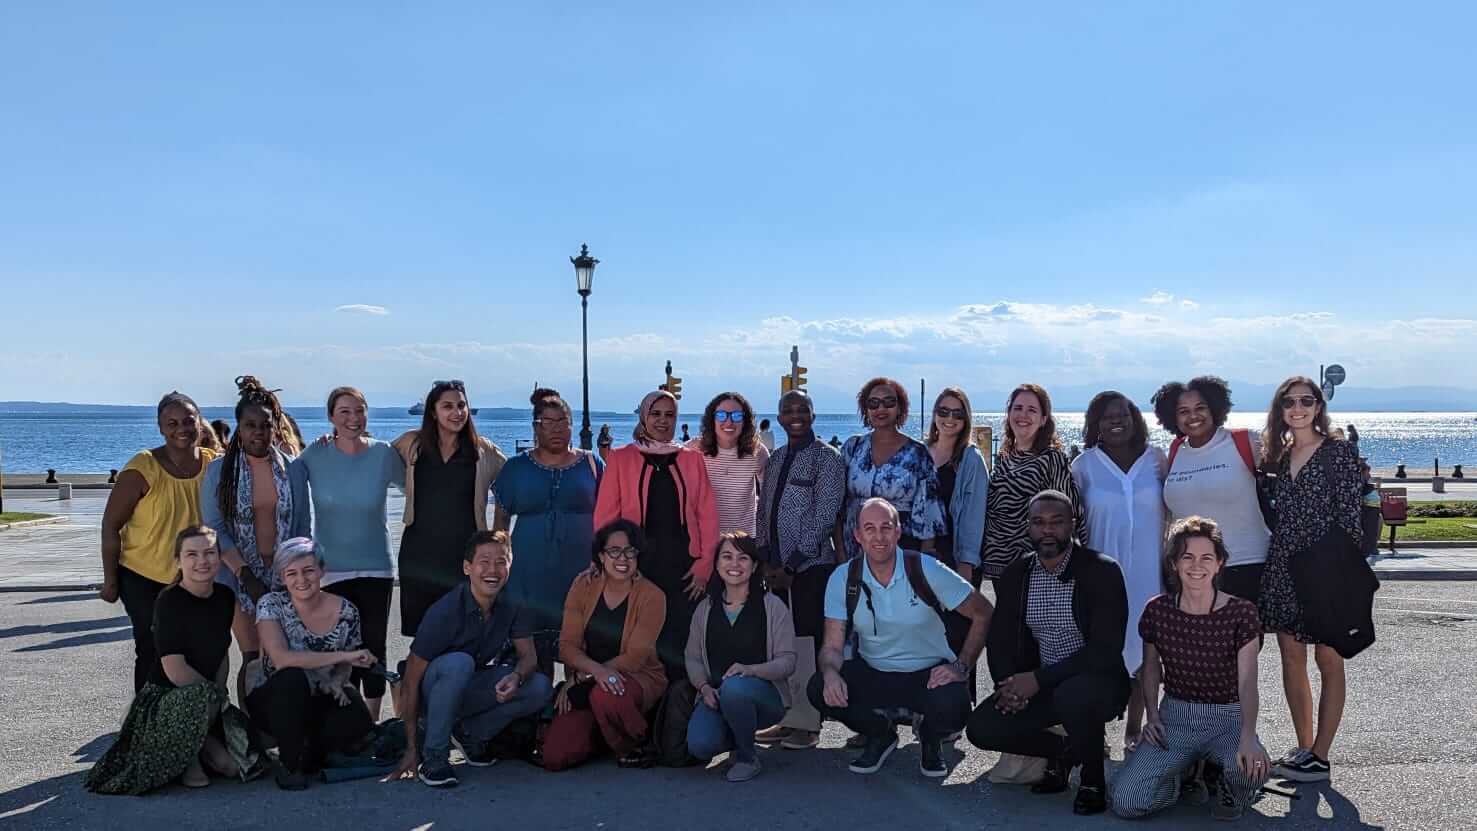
[200,376,311,679]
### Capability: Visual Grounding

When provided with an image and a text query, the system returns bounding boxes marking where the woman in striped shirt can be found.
[690,392,770,535]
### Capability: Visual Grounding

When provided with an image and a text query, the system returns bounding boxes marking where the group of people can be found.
[86,371,1368,821]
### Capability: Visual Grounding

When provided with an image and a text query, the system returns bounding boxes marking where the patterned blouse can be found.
[1259,438,1363,640]
[982,448,1087,580]
[839,433,948,560]
[252,591,362,691]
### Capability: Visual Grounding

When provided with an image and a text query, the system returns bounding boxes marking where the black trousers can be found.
[118,566,168,694]
[806,658,970,743]
[1219,563,1264,606]
[326,577,394,698]
[781,562,835,659]
[246,667,375,772]
[965,674,1121,787]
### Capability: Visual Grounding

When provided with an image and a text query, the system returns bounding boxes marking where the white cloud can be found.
[334,304,389,316]
[1140,291,1175,305]
[1180,299,1200,310]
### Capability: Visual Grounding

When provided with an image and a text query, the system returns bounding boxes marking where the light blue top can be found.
[948,445,989,567]
[824,548,973,672]
[293,440,405,579]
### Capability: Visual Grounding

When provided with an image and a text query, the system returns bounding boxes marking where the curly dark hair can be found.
[698,392,759,458]
[590,519,646,574]
[856,377,910,427]
[1162,516,1232,593]
[218,376,287,531]
[531,387,571,420]
[1150,375,1233,436]
[1082,390,1148,455]
[705,531,768,600]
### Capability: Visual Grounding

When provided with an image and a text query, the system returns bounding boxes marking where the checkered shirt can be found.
[1025,547,1085,666]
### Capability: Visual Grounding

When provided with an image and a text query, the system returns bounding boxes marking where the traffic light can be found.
[794,366,808,389]
[781,375,794,394]
[666,373,683,400]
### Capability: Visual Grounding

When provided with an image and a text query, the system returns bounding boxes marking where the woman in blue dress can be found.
[838,377,947,560]
[494,389,605,672]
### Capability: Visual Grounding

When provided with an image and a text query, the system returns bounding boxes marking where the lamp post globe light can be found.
[571,243,599,450]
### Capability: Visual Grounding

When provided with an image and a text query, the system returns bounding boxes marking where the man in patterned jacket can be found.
[754,388,846,749]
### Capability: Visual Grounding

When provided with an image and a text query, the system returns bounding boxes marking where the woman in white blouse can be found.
[1071,391,1166,751]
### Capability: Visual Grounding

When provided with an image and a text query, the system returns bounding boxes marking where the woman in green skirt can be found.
[87,525,259,794]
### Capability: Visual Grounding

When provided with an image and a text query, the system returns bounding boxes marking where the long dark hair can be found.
[706,532,767,600]
[218,376,287,530]
[699,392,759,458]
[926,386,975,466]
[1082,390,1148,455]
[1261,375,1332,466]
[1000,383,1061,456]
[418,380,483,457]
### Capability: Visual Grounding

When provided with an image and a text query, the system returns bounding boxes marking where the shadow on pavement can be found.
[18,593,99,605]
[1282,780,1383,829]
[73,734,118,765]
[0,616,130,640]
[0,770,82,825]
[13,627,133,652]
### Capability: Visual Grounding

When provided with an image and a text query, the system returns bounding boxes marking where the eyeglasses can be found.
[934,406,967,420]
[432,379,466,391]
[865,397,899,410]
[1281,395,1318,409]
[714,410,746,424]
[601,546,640,560]
[534,416,571,427]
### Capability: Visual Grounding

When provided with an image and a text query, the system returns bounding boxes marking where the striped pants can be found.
[1110,698,1261,819]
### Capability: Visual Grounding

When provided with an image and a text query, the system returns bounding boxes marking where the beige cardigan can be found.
[685,592,797,708]
[391,431,507,530]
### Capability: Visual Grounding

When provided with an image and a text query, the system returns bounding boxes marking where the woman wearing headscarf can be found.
[594,390,718,676]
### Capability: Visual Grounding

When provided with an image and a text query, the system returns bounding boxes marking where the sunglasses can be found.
[714,410,746,424]
[865,397,899,410]
[432,379,466,391]
[934,406,967,420]
[534,416,570,427]
[601,546,640,560]
[1281,395,1319,409]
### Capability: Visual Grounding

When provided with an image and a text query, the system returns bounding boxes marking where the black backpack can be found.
[843,551,948,642]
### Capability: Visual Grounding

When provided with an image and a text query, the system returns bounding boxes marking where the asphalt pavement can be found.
[1,582,1474,830]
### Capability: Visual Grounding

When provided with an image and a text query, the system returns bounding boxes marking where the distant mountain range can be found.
[4,384,1476,414]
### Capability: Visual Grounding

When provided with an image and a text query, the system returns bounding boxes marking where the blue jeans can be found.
[420,652,554,765]
[686,676,785,764]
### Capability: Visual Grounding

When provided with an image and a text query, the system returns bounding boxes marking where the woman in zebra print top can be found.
[981,383,1087,581]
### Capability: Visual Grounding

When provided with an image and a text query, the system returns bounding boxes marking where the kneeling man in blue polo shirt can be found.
[808,498,993,777]
[387,530,554,788]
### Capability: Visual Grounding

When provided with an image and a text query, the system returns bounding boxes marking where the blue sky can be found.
[2,2,1474,410]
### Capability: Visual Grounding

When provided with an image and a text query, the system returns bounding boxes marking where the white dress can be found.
[1071,446,1167,674]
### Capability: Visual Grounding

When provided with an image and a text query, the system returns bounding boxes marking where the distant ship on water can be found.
[408,403,478,415]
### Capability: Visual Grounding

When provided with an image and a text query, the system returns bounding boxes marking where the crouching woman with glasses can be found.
[542,520,669,771]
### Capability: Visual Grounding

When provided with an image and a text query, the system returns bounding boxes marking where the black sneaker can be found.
[417,761,459,788]
[1277,751,1330,782]
[919,739,948,778]
[274,768,309,791]
[451,730,498,767]
[1073,785,1107,815]
[1211,773,1245,820]
[848,731,898,774]
[1031,756,1070,794]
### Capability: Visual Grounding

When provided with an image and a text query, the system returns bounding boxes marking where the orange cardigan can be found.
[559,571,669,702]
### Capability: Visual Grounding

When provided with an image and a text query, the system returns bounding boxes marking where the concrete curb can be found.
[0,516,65,531]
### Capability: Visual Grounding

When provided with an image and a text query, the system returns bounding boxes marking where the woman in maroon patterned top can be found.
[1110,517,1270,821]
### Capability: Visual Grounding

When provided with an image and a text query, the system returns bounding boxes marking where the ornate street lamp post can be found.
[571,244,599,450]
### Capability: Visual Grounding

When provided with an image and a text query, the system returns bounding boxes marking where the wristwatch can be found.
[952,660,969,676]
